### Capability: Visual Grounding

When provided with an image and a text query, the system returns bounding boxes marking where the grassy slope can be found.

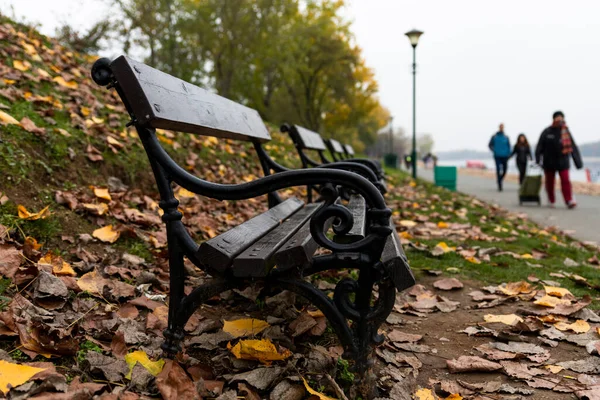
[384,168,600,307]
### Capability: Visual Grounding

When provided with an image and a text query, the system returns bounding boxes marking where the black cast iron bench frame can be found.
[91,56,414,373]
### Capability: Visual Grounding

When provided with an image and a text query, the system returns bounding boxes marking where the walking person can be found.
[488,123,511,191]
[510,133,533,184]
[535,111,583,209]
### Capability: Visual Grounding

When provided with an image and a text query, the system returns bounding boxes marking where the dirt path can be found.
[379,275,596,399]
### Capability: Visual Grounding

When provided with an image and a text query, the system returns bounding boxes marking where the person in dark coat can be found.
[535,111,583,209]
[488,123,511,191]
[510,133,533,184]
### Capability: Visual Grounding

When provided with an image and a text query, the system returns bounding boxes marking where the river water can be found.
[436,157,600,183]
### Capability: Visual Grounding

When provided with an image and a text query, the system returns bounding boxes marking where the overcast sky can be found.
[2,0,599,151]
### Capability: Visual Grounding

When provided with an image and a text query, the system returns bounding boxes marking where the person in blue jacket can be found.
[488,123,511,191]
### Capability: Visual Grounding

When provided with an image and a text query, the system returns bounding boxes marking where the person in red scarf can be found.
[535,111,583,209]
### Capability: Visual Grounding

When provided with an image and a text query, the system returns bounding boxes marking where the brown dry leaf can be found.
[92,225,120,243]
[447,356,502,373]
[0,244,22,278]
[227,339,292,364]
[19,117,45,135]
[388,329,422,343]
[433,278,463,291]
[93,187,112,201]
[17,205,51,220]
[0,110,20,125]
[498,281,533,296]
[483,314,523,325]
[554,320,590,333]
[399,220,417,228]
[156,360,199,400]
[222,318,270,338]
[77,269,104,295]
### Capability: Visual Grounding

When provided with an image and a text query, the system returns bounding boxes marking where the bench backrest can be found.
[328,138,345,154]
[110,56,271,142]
[287,125,327,151]
[344,144,355,156]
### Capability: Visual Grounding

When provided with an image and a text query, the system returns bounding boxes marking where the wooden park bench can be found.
[91,56,414,373]
[327,138,385,178]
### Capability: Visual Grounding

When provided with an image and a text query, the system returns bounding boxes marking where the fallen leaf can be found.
[124,350,165,379]
[0,110,20,125]
[447,356,502,373]
[53,76,78,89]
[222,318,270,338]
[156,360,198,400]
[544,365,564,374]
[433,278,463,291]
[301,377,337,400]
[93,187,112,201]
[498,281,533,296]
[17,205,51,220]
[534,295,571,308]
[432,242,456,255]
[82,203,109,216]
[92,225,120,243]
[465,256,481,264]
[554,320,590,334]
[227,339,292,364]
[388,329,423,343]
[13,60,31,72]
[544,286,572,298]
[399,220,417,228]
[177,187,196,198]
[437,221,449,229]
[483,314,523,325]
[0,360,46,394]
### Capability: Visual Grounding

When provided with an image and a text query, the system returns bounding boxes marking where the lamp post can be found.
[388,116,394,166]
[405,29,423,179]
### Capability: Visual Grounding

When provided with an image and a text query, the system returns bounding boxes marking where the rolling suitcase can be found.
[519,163,542,205]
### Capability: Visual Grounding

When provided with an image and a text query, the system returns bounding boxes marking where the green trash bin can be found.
[384,153,398,169]
[434,166,457,191]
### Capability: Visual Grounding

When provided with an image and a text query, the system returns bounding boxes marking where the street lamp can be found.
[405,29,423,179]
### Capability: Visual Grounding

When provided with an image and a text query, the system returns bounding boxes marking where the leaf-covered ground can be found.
[1,16,600,400]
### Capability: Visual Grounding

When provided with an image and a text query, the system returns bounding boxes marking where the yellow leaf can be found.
[92,225,120,243]
[82,203,109,216]
[55,128,71,137]
[223,318,270,338]
[93,187,112,201]
[224,144,234,154]
[434,242,456,253]
[3,79,16,85]
[37,68,50,78]
[228,339,292,364]
[0,360,46,394]
[107,136,123,148]
[400,231,413,240]
[307,310,325,318]
[413,388,438,400]
[24,236,42,250]
[52,76,78,89]
[534,295,571,308]
[554,320,590,334]
[177,187,196,198]
[203,136,219,147]
[80,106,91,116]
[302,377,338,400]
[124,350,165,380]
[13,60,31,72]
[498,281,533,296]
[77,269,103,294]
[0,110,21,125]
[91,116,104,124]
[544,365,564,374]
[543,286,572,298]
[597,327,600,336]
[399,220,417,228]
[465,256,481,264]
[521,253,533,259]
[38,253,77,277]
[445,394,462,400]
[409,181,417,187]
[17,205,51,220]
[437,221,449,229]
[483,314,523,326]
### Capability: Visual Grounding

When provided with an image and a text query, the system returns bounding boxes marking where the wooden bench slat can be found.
[197,197,304,272]
[344,144,355,156]
[382,221,415,291]
[333,195,366,244]
[111,56,271,142]
[233,203,322,277]
[294,125,327,151]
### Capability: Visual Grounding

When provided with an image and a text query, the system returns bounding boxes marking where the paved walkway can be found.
[419,169,599,244]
